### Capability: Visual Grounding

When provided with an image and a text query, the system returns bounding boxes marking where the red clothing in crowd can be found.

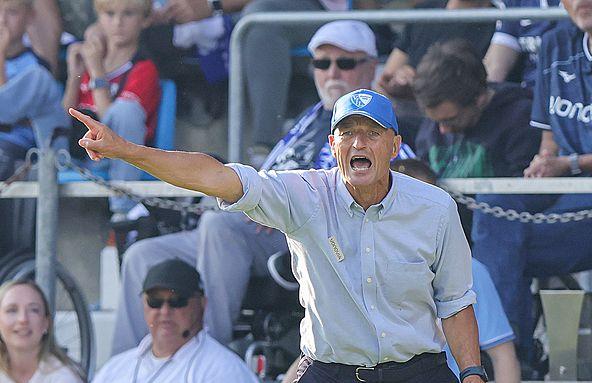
[77,58,160,144]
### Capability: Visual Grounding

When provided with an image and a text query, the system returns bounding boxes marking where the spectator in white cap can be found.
[92,259,258,383]
[241,0,351,168]
[109,19,382,357]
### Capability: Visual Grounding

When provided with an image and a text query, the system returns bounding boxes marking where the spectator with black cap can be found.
[91,259,258,383]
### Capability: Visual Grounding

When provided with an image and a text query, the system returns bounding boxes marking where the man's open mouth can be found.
[350,156,372,170]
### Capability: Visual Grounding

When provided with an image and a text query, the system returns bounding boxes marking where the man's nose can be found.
[158,302,172,314]
[352,133,367,148]
[327,61,342,78]
[114,14,124,26]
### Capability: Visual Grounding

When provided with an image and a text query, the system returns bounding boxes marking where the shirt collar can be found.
[137,330,205,360]
[335,169,398,218]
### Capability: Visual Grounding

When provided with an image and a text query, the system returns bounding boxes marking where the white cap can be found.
[307,20,377,57]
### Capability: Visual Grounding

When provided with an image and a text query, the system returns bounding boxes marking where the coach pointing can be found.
[70,88,486,382]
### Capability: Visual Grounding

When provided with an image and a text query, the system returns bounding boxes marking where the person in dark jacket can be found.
[413,39,540,179]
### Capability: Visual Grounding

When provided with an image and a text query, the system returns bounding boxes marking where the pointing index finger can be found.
[68,108,100,134]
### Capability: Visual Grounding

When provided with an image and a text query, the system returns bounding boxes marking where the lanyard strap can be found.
[132,354,172,383]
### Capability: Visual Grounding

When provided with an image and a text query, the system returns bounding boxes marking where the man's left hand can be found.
[524,150,569,177]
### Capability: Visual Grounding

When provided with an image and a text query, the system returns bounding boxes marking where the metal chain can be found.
[0,156,33,194]
[58,151,216,215]
[56,150,592,224]
[446,190,592,224]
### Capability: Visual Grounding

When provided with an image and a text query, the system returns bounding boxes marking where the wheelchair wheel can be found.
[0,255,95,378]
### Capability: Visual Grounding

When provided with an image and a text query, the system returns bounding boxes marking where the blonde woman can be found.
[0,280,84,383]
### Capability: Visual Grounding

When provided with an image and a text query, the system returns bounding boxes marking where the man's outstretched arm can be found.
[70,108,244,203]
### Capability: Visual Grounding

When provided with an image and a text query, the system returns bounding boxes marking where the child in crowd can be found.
[62,0,160,220]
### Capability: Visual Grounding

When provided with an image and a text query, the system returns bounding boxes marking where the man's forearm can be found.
[442,305,481,372]
[73,109,245,203]
[122,143,244,202]
[483,43,519,83]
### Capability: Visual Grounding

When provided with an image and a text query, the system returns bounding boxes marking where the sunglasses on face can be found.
[146,295,190,309]
[311,57,368,71]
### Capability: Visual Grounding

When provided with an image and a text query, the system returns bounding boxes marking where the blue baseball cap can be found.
[331,89,398,134]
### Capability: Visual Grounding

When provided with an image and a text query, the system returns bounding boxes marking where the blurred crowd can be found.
[0,0,590,382]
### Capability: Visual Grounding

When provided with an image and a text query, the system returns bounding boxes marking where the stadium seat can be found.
[58,79,177,183]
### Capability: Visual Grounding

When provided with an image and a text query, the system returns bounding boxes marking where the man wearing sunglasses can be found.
[92,259,258,383]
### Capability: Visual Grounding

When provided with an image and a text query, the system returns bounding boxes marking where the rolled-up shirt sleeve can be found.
[218,163,264,212]
[218,163,318,234]
[432,197,476,318]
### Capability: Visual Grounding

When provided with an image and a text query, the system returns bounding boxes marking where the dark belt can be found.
[310,352,448,383]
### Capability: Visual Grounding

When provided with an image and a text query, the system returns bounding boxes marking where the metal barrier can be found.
[4,177,592,198]
[228,7,568,162]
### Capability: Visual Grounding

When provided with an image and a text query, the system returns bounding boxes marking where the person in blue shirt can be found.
[72,81,490,381]
[0,0,68,181]
[279,159,521,383]
[0,0,68,254]
[484,0,562,87]
[109,20,385,356]
[473,0,592,372]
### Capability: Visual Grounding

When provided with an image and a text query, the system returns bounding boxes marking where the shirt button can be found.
[366,277,372,283]
[365,218,369,223]
[381,332,386,338]
[383,357,389,361]
[365,247,371,253]
[370,305,376,310]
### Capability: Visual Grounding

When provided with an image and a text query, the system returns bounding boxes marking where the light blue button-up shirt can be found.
[219,165,475,366]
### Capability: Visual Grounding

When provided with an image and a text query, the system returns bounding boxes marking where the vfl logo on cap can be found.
[351,93,372,108]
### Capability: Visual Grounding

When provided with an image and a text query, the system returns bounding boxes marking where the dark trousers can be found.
[295,353,458,383]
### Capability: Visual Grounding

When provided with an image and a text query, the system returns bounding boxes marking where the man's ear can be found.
[328,134,336,157]
[391,134,402,160]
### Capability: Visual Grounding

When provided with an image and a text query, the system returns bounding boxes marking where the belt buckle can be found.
[355,366,374,382]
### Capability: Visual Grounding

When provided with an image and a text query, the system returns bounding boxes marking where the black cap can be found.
[142,259,204,297]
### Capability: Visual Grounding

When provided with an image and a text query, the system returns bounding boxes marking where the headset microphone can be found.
[182,315,202,339]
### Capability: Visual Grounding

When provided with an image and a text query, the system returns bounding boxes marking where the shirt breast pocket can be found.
[380,260,433,308]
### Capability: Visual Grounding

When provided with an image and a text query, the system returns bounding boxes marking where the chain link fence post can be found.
[36,147,57,314]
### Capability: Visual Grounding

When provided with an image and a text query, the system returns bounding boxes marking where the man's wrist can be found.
[568,153,582,175]
[460,365,488,382]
